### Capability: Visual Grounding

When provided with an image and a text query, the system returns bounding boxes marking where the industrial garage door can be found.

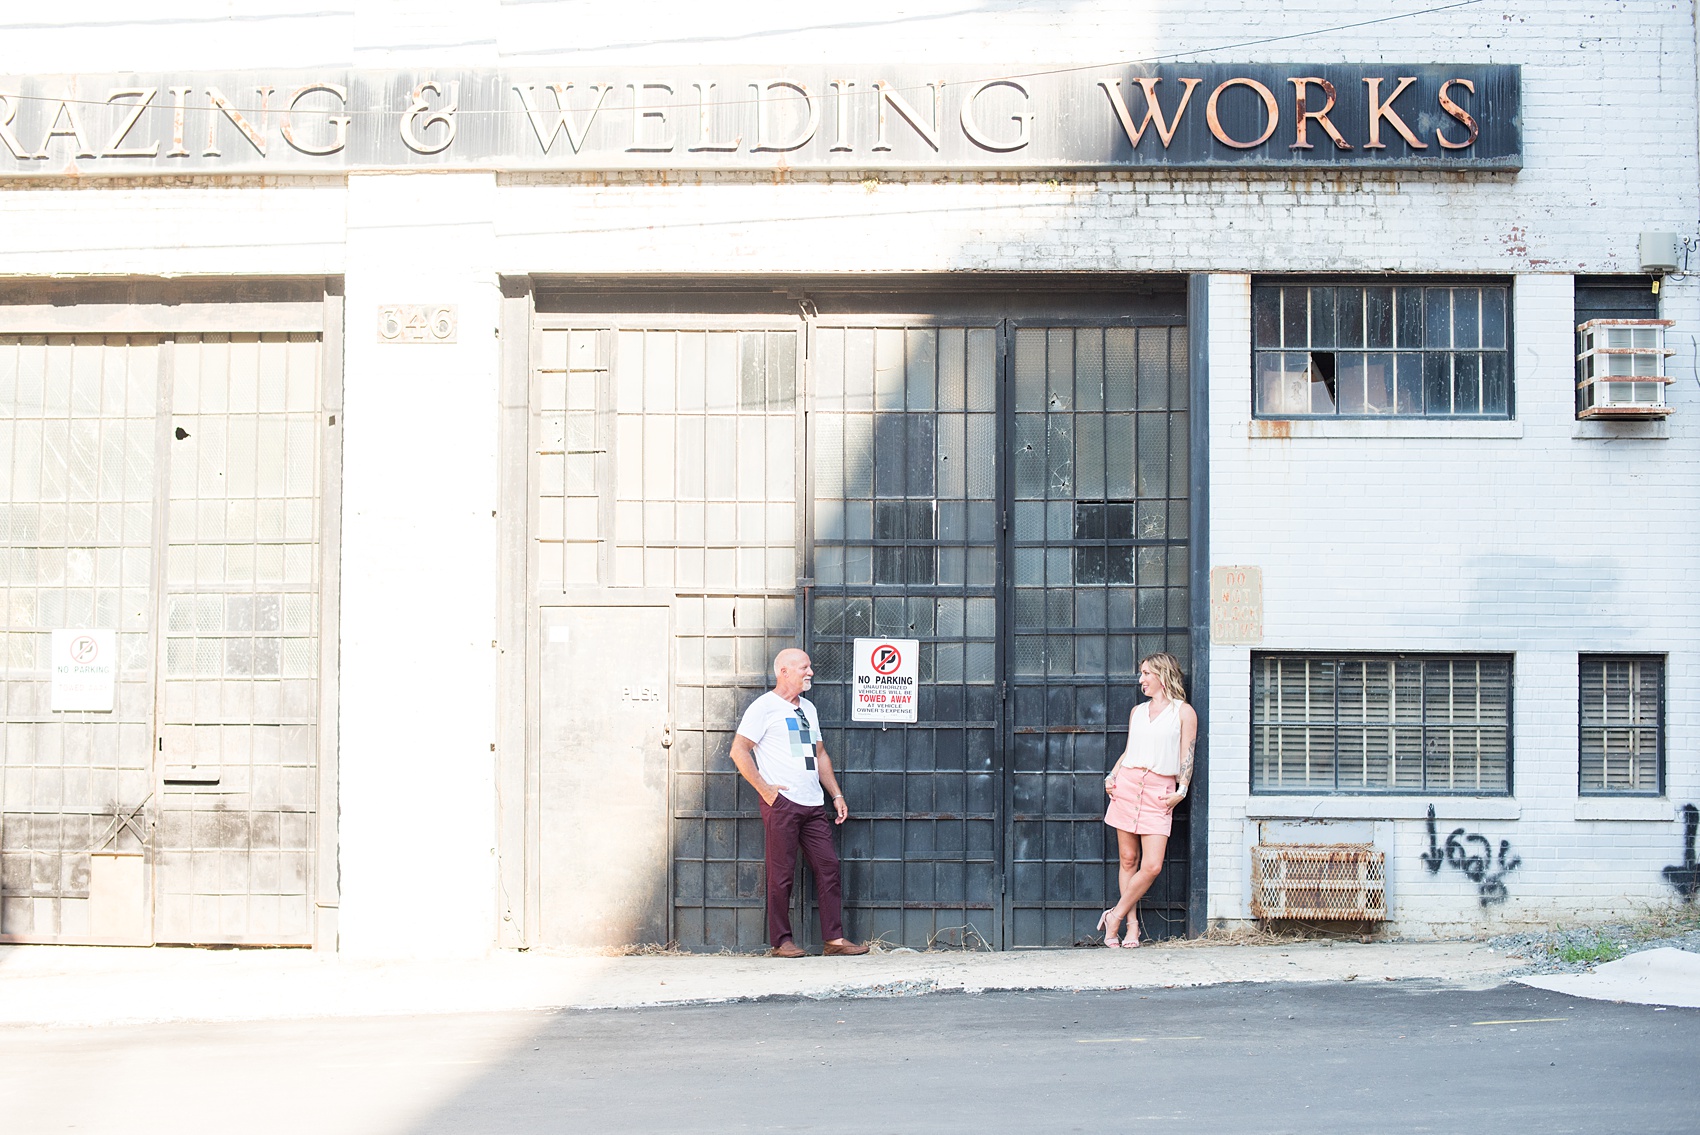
[525,286,1194,951]
[0,290,338,947]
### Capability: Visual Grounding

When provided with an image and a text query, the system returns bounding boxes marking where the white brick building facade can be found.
[0,2,1695,953]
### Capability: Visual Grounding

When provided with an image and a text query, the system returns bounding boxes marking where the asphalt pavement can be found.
[3,982,1694,1135]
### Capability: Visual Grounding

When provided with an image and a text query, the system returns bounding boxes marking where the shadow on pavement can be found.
[402,983,1700,1135]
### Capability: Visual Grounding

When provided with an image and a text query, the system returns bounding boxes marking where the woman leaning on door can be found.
[1099,652,1197,948]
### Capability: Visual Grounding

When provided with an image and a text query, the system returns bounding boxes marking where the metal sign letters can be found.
[0,64,1520,177]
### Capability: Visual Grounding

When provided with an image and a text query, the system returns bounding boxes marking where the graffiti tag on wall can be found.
[1420,805,1522,907]
[1663,804,1699,903]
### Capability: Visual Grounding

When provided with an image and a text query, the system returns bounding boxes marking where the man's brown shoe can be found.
[822,939,869,956]
[770,940,806,958]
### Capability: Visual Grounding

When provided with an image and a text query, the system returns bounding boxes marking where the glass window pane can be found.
[1481,353,1509,415]
[1481,287,1507,349]
[1281,286,1308,347]
[1452,288,1480,349]
[1423,287,1452,349]
[1395,353,1424,413]
[1252,287,1281,348]
[1365,287,1395,349]
[1395,288,1424,349]
[1336,287,1364,349]
[1422,353,1451,414]
[1452,353,1481,415]
[1310,287,1336,349]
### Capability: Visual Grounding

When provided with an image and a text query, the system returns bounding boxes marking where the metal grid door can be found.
[154,333,323,944]
[625,327,800,952]
[808,323,1002,949]
[527,292,1195,953]
[1006,324,1192,946]
[532,322,802,952]
[0,336,160,941]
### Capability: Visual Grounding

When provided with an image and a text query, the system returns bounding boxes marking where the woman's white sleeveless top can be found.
[1119,700,1182,776]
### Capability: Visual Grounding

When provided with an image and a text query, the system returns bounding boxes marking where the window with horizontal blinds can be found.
[1252,654,1512,794]
[1574,275,1658,324]
[1579,655,1663,796]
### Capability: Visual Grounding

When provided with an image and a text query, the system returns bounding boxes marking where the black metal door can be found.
[1004,323,1193,946]
[808,322,1003,948]
[806,312,1192,949]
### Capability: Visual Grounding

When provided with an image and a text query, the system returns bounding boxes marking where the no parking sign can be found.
[852,637,918,723]
[50,628,117,712]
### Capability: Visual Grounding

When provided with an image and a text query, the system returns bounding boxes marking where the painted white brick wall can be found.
[0,2,1695,948]
[1209,272,1700,934]
[4,3,1696,282]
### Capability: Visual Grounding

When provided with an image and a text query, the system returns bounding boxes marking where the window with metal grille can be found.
[1252,282,1511,418]
[1252,654,1512,794]
[1579,655,1663,796]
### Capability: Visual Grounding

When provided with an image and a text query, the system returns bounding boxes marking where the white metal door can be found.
[537,606,671,949]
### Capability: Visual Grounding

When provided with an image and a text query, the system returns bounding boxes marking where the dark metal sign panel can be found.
[0,64,1520,177]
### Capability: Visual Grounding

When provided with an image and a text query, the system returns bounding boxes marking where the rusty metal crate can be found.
[1251,844,1387,921]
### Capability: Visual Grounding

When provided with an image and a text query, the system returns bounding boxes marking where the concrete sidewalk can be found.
[1518,947,1700,1009]
[0,938,1526,1028]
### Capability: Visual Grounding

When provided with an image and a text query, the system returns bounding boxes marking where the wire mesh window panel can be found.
[611,330,797,590]
[1252,654,1511,794]
[1252,283,1510,418]
[534,328,607,588]
[1579,656,1663,795]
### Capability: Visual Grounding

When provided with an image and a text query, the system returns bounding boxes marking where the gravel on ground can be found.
[1488,906,1700,976]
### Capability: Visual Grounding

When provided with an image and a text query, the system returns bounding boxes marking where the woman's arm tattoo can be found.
[1177,738,1195,789]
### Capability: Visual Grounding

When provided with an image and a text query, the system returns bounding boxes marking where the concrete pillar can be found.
[337,171,501,956]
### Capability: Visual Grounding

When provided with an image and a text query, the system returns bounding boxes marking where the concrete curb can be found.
[0,940,1525,1028]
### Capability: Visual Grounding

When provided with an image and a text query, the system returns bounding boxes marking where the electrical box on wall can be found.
[1576,319,1675,419]
[1639,232,1681,274]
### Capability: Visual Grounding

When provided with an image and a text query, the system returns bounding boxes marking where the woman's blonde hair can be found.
[1141,652,1187,703]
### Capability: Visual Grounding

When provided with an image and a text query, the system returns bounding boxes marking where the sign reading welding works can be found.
[0,64,1519,177]
[853,638,918,724]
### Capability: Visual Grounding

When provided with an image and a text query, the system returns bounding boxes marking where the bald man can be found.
[730,648,868,958]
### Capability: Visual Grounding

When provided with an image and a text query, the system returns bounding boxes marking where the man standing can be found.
[731,648,869,958]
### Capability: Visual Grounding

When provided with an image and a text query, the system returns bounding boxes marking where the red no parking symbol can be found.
[869,644,902,675]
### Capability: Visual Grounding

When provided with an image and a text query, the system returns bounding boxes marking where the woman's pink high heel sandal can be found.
[1097,908,1120,948]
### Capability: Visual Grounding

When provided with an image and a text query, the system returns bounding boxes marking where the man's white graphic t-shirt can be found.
[735,692,826,807]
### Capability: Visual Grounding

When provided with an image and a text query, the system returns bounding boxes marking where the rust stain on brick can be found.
[1251,420,1291,439]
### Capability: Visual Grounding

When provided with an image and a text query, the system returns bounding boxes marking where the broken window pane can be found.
[1252,282,1510,418]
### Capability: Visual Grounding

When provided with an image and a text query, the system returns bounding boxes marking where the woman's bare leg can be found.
[1108,828,1144,932]
[1120,833,1169,941]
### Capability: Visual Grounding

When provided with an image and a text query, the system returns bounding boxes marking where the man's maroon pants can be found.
[759,794,845,946]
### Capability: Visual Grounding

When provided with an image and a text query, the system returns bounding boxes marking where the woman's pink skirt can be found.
[1105,766,1177,836]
